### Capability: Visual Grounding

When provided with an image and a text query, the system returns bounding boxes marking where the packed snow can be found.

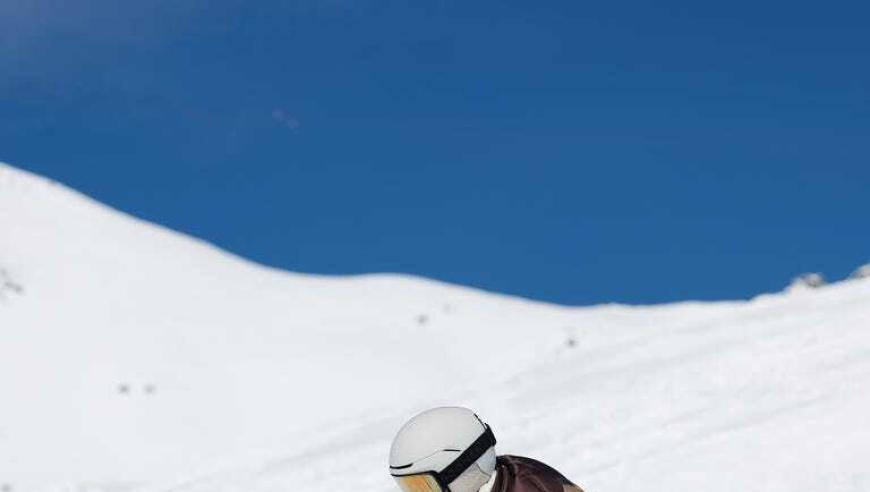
[1,162,868,492]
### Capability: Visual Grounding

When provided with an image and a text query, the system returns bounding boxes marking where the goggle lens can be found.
[394,474,443,492]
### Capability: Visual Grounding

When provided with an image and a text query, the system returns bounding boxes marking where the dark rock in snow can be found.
[849,264,870,280]
[788,272,826,291]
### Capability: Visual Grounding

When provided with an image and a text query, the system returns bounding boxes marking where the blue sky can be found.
[2,0,869,304]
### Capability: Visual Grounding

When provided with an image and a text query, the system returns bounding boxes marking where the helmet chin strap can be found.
[478,469,498,492]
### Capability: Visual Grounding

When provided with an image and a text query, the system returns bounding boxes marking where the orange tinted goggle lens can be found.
[394,474,442,492]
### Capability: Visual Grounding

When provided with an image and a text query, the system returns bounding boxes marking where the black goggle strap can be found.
[434,425,496,491]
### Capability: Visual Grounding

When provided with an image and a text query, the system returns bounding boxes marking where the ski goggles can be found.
[394,474,443,492]
[391,425,496,492]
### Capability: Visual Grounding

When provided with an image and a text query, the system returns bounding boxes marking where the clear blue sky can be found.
[2,0,868,304]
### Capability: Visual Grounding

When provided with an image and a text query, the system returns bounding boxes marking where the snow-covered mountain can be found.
[1,162,869,492]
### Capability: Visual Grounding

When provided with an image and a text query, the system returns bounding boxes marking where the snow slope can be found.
[1,162,868,492]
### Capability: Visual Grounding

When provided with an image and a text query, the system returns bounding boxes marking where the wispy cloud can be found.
[272,108,301,131]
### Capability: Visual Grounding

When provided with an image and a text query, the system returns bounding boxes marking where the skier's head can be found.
[389,407,497,492]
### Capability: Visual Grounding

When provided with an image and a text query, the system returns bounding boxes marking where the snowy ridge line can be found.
[0,161,86,202]
[0,162,549,304]
[0,161,289,277]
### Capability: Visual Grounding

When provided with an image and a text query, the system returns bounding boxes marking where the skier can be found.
[389,407,584,492]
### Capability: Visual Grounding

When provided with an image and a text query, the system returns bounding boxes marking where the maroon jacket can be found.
[490,455,584,492]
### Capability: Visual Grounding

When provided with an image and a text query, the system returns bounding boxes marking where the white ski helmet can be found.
[389,407,497,492]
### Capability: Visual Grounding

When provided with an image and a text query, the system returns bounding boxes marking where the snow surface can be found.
[1,162,869,492]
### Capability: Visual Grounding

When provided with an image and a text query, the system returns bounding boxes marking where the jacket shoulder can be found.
[495,455,584,492]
